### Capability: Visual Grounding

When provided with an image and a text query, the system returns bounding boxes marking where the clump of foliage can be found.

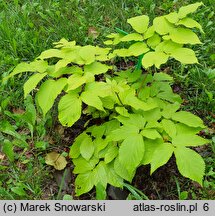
[5,2,210,198]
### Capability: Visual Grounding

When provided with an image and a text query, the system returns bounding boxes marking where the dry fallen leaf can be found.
[88,27,100,39]
[0,153,5,160]
[12,108,25,114]
[44,135,55,144]
[45,152,67,170]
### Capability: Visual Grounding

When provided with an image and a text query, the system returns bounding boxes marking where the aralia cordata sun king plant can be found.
[5,2,210,197]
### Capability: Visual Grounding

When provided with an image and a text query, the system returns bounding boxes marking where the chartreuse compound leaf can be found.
[147,34,161,49]
[153,16,175,35]
[144,26,155,39]
[93,162,108,187]
[153,72,173,81]
[53,38,76,48]
[115,106,130,117]
[58,92,82,127]
[79,45,96,64]
[96,183,107,200]
[4,60,48,80]
[36,78,67,116]
[141,139,163,165]
[141,129,162,139]
[161,119,177,138]
[171,48,198,64]
[84,61,112,75]
[119,89,156,110]
[75,160,121,196]
[44,65,64,78]
[80,134,94,160]
[73,157,99,174]
[174,147,205,185]
[145,121,161,129]
[114,157,135,182]
[105,33,124,45]
[120,33,143,42]
[171,111,205,128]
[104,144,118,164]
[38,48,65,60]
[75,171,95,196]
[116,114,146,129]
[103,39,113,45]
[161,103,180,119]
[24,73,47,98]
[108,125,139,141]
[95,47,111,61]
[169,28,201,44]
[54,59,74,72]
[93,138,109,157]
[175,123,202,135]
[81,92,104,111]
[97,143,113,159]
[106,163,123,188]
[128,42,149,56]
[155,40,183,54]
[87,125,106,138]
[66,74,89,91]
[172,134,209,147]
[178,2,204,19]
[127,15,149,33]
[85,81,112,98]
[69,133,88,159]
[81,82,112,111]
[150,143,175,174]
[142,51,169,68]
[92,126,107,138]
[118,134,145,176]
[113,49,132,57]
[103,120,120,135]
[165,12,179,24]
[157,91,182,103]
[177,17,204,33]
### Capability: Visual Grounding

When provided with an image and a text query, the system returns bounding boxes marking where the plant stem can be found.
[56,168,68,200]
[116,92,124,106]
[137,72,149,96]
[135,54,144,70]
[115,27,128,35]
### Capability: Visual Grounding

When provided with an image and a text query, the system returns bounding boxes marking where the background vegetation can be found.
[0,0,214,200]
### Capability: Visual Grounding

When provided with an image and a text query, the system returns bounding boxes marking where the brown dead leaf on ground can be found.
[12,108,25,114]
[0,153,5,160]
[88,27,100,39]
[45,152,67,170]
[44,135,55,144]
